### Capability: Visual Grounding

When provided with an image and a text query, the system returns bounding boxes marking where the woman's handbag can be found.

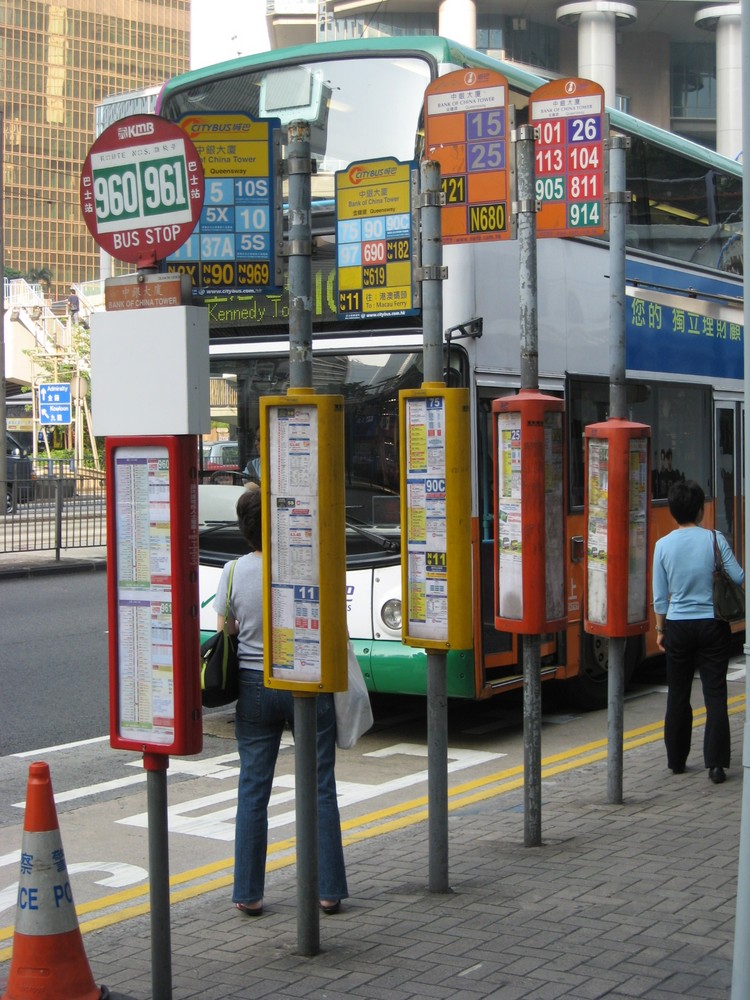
[200,560,240,707]
[334,640,374,749]
[712,531,745,623]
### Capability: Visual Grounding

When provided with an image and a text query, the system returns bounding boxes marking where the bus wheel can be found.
[559,634,642,711]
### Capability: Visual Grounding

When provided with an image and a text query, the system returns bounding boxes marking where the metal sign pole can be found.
[606,136,629,805]
[144,753,172,1000]
[729,0,750,991]
[419,159,450,893]
[515,124,543,848]
[286,119,320,957]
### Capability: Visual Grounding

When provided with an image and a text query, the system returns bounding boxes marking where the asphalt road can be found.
[0,573,109,755]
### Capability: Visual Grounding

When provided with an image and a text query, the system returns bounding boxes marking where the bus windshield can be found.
[160,55,432,205]
[208,349,435,534]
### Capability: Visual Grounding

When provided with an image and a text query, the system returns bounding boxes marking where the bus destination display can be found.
[80,114,204,265]
[529,78,607,239]
[334,157,418,321]
[166,113,282,296]
[423,69,512,245]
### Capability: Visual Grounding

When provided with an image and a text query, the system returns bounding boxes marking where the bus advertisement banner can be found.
[423,68,513,245]
[625,286,743,381]
[334,157,419,322]
[529,78,607,240]
[166,112,282,298]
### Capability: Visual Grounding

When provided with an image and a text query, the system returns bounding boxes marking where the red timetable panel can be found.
[424,69,512,245]
[529,78,607,239]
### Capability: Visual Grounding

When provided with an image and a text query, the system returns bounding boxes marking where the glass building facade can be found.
[0,1,190,298]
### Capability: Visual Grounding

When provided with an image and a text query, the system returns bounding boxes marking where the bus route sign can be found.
[166,113,283,297]
[529,78,607,239]
[80,114,204,266]
[334,157,418,321]
[423,69,512,245]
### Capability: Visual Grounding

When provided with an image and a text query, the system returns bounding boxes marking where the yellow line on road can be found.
[0,694,745,959]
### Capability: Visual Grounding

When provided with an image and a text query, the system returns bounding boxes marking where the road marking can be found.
[0,862,149,915]
[13,735,110,757]
[116,746,506,841]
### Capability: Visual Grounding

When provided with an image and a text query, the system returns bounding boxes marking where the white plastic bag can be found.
[334,640,374,749]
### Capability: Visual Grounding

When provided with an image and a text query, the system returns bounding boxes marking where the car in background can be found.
[204,441,241,483]
[5,432,33,513]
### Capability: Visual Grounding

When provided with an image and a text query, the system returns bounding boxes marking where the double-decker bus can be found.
[158,35,743,709]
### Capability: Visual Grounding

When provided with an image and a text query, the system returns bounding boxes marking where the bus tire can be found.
[559,634,643,711]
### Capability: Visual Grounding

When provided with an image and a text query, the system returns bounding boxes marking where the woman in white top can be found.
[214,487,348,915]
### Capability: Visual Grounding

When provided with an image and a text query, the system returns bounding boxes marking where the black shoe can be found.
[319,899,341,915]
[709,767,726,784]
[671,766,685,774]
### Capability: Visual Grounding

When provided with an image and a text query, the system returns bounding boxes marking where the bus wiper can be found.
[345,518,400,554]
[199,520,238,538]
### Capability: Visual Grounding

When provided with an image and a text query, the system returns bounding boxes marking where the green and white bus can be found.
[159,35,743,708]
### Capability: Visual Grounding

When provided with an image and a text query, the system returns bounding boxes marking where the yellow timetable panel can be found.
[335,158,417,321]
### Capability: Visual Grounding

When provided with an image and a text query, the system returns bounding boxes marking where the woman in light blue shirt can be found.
[652,480,744,784]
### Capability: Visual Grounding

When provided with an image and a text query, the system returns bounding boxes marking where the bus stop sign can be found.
[423,69,512,245]
[80,114,205,266]
[529,78,607,239]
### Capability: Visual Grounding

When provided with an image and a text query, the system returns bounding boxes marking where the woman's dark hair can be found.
[237,488,262,551]
[668,479,704,525]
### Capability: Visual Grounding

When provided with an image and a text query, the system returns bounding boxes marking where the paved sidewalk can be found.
[2,706,744,999]
[0,545,106,578]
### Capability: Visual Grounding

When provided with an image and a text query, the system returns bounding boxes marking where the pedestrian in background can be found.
[213,487,348,915]
[652,479,744,784]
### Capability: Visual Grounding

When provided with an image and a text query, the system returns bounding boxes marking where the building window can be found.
[671,42,716,145]
[477,16,559,74]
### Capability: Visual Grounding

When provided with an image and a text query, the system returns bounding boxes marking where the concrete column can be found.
[439,0,476,47]
[556,1,637,109]
[696,4,742,159]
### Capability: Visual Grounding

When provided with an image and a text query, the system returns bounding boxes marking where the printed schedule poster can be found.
[496,410,523,620]
[587,437,609,625]
[268,406,322,683]
[113,447,175,744]
[405,397,448,641]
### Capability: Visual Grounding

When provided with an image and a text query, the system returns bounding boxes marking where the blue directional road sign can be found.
[39,382,72,425]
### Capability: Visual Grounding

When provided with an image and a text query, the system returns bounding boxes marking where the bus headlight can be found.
[381,598,402,630]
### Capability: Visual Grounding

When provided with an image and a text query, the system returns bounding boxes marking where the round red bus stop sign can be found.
[80,114,205,266]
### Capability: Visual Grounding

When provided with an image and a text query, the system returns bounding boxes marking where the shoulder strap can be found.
[224,560,238,624]
[712,531,723,572]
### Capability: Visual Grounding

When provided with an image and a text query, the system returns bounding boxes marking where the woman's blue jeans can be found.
[233,669,348,906]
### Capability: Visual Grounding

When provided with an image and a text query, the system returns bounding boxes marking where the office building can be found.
[1,0,190,300]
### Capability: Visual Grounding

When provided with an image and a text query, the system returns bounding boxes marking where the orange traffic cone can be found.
[1,762,107,1000]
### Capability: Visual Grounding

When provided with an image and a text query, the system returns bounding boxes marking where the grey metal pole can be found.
[295,694,320,956]
[516,124,542,847]
[607,136,629,805]
[420,159,450,892]
[286,119,320,955]
[729,0,750,992]
[145,755,172,1000]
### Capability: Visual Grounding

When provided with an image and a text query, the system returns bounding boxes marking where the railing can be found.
[1,467,106,559]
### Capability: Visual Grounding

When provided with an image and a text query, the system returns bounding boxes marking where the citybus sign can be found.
[80,114,205,265]
[529,78,607,239]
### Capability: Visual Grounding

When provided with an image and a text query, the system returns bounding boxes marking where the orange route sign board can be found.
[423,69,512,245]
[529,78,607,239]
